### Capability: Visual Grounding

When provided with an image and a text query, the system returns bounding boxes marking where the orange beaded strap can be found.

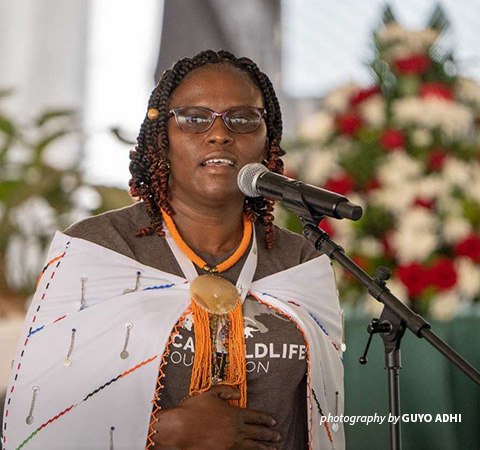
[161,210,252,273]
[161,209,250,408]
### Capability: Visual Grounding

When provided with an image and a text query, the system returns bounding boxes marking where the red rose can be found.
[318,218,336,238]
[428,148,448,171]
[414,197,436,210]
[394,54,430,75]
[381,232,396,259]
[428,258,457,291]
[336,113,363,136]
[380,128,406,151]
[350,87,381,106]
[398,263,429,297]
[455,233,480,263]
[365,178,381,192]
[323,174,355,195]
[420,82,453,101]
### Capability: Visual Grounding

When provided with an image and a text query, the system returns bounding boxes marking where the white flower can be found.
[411,128,432,147]
[323,83,360,114]
[456,78,480,112]
[283,151,307,177]
[358,237,384,258]
[416,175,446,200]
[370,184,416,215]
[302,151,341,185]
[442,158,473,190]
[456,258,480,300]
[391,207,439,263]
[377,152,423,186]
[442,217,472,244]
[299,111,334,143]
[330,216,356,250]
[463,162,480,204]
[393,97,474,141]
[358,95,385,128]
[376,23,440,53]
[430,291,461,321]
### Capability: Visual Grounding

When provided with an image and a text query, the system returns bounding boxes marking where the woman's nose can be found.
[206,117,234,145]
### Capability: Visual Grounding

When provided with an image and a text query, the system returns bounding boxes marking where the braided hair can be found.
[128,49,285,249]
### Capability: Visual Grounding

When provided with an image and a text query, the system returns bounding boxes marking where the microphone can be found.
[237,163,362,221]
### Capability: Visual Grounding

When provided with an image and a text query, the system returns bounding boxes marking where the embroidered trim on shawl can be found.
[145,307,191,449]
[3,243,70,449]
[251,294,334,448]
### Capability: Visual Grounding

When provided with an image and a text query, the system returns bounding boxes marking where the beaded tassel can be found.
[189,300,246,408]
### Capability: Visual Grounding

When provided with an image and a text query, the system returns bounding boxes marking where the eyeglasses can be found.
[167,106,266,134]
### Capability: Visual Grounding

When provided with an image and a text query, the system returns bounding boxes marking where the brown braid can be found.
[128,50,286,249]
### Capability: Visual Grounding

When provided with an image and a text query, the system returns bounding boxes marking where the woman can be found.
[3,50,344,450]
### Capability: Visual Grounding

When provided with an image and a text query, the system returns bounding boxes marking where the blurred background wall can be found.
[1,1,480,448]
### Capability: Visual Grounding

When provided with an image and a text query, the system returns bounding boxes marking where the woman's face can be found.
[165,64,268,207]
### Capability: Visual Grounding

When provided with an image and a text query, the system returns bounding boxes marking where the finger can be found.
[208,384,240,401]
[242,408,277,427]
[244,424,282,443]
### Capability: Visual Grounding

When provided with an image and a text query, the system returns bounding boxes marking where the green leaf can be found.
[110,127,136,145]
[0,115,16,135]
[427,4,449,32]
[33,130,71,158]
[354,206,395,239]
[35,109,76,127]
[382,5,396,24]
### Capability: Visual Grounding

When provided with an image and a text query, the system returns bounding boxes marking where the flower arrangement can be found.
[282,6,480,319]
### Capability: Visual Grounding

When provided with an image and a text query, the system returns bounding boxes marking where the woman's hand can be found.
[152,385,282,450]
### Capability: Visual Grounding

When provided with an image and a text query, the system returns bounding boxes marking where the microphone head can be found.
[237,163,268,198]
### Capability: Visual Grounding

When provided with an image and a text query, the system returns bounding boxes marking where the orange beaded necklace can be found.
[161,209,250,407]
[161,210,252,273]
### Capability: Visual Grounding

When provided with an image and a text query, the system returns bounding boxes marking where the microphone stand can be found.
[296,215,480,450]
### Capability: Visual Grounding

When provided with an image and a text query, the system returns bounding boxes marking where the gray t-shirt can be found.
[64,201,323,450]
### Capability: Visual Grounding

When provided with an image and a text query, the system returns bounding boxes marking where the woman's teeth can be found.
[202,159,235,166]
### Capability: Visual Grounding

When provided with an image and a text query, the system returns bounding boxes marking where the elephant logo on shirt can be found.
[243,315,269,339]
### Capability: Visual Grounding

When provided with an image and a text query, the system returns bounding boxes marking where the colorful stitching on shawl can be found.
[36,250,68,288]
[82,356,158,402]
[309,312,344,365]
[145,307,191,449]
[3,242,70,450]
[82,375,122,403]
[312,388,334,444]
[252,294,335,448]
[13,405,74,450]
[143,283,176,291]
[10,356,158,450]
[309,312,330,335]
[27,326,44,338]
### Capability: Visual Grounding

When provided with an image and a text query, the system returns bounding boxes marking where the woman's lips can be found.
[201,158,235,167]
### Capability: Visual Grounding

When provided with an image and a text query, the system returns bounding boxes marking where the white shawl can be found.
[2,231,345,450]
